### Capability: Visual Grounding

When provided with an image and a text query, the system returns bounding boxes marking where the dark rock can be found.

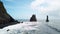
[21,22,23,23]
[0,1,19,28]
[46,15,49,22]
[30,14,37,22]
[7,29,10,31]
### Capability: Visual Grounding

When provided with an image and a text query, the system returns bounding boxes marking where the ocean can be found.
[0,19,60,34]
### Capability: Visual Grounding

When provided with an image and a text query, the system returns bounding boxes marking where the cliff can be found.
[0,1,19,28]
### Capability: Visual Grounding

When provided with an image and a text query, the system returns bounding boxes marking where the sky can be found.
[1,0,60,20]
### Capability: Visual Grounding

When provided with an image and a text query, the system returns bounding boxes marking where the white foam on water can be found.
[0,21,60,34]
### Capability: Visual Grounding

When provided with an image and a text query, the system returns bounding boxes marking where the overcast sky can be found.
[1,0,60,19]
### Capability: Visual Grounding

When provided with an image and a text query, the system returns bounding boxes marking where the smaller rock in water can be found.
[46,15,49,22]
[7,29,10,31]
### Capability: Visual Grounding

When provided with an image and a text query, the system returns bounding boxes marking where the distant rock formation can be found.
[0,1,19,28]
[46,15,49,22]
[30,14,37,22]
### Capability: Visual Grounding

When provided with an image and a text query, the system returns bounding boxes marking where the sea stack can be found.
[46,15,49,22]
[30,14,37,22]
[0,1,19,28]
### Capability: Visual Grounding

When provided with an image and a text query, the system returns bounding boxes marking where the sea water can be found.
[0,19,60,34]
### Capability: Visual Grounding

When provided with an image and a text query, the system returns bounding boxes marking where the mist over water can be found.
[0,19,59,34]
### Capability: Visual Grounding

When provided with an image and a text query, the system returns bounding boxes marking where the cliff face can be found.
[0,1,18,28]
[0,1,10,22]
